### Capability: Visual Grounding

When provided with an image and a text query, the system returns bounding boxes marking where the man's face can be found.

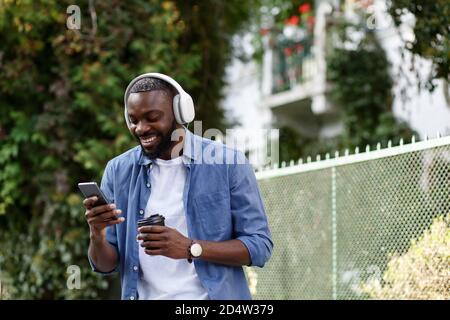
[127,90,177,158]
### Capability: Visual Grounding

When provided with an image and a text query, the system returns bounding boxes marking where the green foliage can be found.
[388,0,450,90]
[326,20,415,150]
[278,126,338,164]
[278,126,304,164]
[175,0,261,131]
[361,214,450,299]
[0,0,257,299]
[252,0,314,68]
[0,195,110,299]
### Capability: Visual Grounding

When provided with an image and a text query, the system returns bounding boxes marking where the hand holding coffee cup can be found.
[137,214,192,259]
[137,214,165,227]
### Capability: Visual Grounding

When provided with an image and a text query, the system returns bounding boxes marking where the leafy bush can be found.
[0,195,111,299]
[361,214,450,299]
[389,0,450,91]
[326,14,415,151]
[0,0,259,299]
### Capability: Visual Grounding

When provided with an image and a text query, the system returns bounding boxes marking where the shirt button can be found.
[133,266,138,271]
[139,209,144,215]
[146,183,150,188]
[129,296,135,300]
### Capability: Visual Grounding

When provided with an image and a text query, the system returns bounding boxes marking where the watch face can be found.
[191,243,202,257]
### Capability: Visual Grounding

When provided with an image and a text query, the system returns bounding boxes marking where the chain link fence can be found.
[250,137,450,299]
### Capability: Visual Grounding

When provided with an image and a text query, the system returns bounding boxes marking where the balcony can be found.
[261,1,340,139]
[270,29,315,95]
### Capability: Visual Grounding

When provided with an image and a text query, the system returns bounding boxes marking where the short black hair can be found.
[129,77,177,97]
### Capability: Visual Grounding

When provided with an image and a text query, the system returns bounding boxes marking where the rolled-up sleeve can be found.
[88,161,119,275]
[231,151,273,267]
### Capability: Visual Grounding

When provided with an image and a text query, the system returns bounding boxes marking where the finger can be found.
[83,196,98,209]
[96,217,125,229]
[107,217,125,225]
[138,225,166,234]
[137,232,166,241]
[141,241,165,249]
[85,207,111,219]
[88,214,123,227]
[97,209,122,222]
[145,248,165,256]
[85,203,116,218]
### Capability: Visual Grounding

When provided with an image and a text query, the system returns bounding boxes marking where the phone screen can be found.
[78,182,111,206]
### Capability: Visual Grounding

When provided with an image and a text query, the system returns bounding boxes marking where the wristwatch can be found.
[187,240,202,263]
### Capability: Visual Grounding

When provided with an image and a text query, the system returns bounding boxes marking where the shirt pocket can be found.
[193,191,231,238]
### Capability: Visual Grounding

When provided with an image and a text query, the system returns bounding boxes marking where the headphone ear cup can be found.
[183,95,195,123]
[172,94,183,124]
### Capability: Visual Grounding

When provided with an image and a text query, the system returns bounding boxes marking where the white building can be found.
[223,0,450,168]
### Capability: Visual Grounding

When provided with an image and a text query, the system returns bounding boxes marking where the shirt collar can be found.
[137,126,199,166]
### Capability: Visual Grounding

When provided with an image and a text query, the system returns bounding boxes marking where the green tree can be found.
[175,0,260,131]
[388,0,450,92]
[0,0,258,299]
[326,18,415,151]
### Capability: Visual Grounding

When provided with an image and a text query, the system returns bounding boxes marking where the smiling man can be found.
[83,73,273,300]
[127,80,179,159]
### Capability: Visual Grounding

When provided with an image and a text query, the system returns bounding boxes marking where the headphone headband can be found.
[123,72,195,128]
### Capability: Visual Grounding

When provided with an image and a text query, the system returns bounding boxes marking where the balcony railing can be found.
[271,31,314,94]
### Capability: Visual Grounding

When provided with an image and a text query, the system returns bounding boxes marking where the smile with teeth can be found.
[141,136,157,144]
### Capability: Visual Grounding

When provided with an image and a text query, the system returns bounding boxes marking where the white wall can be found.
[222,34,272,167]
[371,0,450,138]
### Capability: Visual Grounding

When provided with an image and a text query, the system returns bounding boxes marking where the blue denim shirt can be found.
[89,129,273,300]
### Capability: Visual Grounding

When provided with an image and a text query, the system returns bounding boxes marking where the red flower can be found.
[296,44,304,52]
[285,15,299,25]
[299,3,311,14]
[284,47,293,56]
[259,28,269,36]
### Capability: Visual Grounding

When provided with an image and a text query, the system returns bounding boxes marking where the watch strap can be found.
[187,239,194,263]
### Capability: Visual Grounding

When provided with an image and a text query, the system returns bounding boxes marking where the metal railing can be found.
[271,34,315,94]
[249,135,450,299]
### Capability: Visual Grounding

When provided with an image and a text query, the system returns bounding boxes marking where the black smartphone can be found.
[78,182,111,207]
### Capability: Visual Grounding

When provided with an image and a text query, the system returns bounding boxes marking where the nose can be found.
[135,120,151,136]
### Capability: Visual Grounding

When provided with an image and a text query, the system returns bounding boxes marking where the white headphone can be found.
[123,72,195,129]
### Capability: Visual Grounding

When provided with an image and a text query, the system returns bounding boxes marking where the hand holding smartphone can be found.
[78,182,110,205]
[78,182,117,220]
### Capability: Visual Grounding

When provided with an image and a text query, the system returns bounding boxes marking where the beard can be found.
[136,120,177,159]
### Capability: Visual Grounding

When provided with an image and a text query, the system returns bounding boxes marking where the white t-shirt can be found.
[137,156,209,300]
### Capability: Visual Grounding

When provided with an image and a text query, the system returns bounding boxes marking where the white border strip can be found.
[256,135,450,180]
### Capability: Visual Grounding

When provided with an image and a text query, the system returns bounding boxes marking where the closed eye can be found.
[128,110,163,124]
[129,116,137,125]
[147,113,162,122]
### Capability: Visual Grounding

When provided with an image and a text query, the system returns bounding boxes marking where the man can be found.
[84,73,273,300]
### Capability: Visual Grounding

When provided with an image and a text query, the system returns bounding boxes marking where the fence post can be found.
[332,166,337,300]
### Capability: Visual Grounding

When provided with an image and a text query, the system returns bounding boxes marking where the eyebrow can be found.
[128,109,163,119]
